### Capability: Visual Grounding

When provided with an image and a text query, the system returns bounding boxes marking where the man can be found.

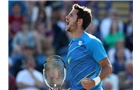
[65,4,112,90]
[16,56,46,90]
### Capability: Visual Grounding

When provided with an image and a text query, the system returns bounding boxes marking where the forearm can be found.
[17,82,34,88]
[98,58,113,81]
[34,78,45,88]
[99,64,112,81]
[31,74,45,88]
[81,58,112,89]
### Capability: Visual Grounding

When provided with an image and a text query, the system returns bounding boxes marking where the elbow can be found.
[109,64,113,74]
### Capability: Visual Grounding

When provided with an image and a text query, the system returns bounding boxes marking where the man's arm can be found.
[98,57,112,81]
[28,68,46,88]
[30,73,46,88]
[16,82,35,88]
[81,57,112,89]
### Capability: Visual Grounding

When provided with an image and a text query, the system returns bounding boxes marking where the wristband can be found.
[93,76,101,86]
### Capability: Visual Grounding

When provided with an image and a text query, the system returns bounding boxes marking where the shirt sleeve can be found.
[86,38,107,62]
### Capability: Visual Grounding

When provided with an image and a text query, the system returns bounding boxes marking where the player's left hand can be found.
[81,78,95,90]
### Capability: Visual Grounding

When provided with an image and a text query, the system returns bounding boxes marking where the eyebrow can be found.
[68,9,77,18]
[70,13,73,16]
[69,12,73,16]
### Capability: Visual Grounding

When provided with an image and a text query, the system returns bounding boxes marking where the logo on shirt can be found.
[78,41,82,46]
[68,58,71,64]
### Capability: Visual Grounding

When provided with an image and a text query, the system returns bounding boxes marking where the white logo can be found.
[78,41,82,46]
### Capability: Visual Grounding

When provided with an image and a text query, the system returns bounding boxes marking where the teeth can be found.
[66,21,69,26]
[66,19,68,22]
[66,20,69,25]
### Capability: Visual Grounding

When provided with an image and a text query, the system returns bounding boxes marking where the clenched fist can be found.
[81,78,95,90]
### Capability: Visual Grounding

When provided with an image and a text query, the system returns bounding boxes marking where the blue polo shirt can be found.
[67,31,107,90]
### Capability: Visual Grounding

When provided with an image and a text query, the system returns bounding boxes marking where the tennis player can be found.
[65,4,113,90]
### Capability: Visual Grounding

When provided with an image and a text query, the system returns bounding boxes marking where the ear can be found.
[77,18,83,26]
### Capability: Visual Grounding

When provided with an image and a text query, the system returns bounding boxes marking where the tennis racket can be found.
[43,55,66,90]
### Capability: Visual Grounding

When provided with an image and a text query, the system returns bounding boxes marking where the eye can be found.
[70,13,73,17]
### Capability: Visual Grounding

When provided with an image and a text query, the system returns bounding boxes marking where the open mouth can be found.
[66,20,69,27]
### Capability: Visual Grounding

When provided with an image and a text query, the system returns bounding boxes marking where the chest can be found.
[67,41,90,65]
[21,71,39,85]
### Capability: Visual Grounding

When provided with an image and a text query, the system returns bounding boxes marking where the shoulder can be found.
[83,32,101,41]
[16,69,27,77]
[83,32,102,46]
[83,32,104,50]
[18,69,27,74]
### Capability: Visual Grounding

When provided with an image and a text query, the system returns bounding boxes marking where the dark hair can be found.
[114,48,126,61]
[37,8,47,23]
[72,4,92,30]
[12,1,21,8]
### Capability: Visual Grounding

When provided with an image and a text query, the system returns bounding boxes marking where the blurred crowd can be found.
[8,1,133,90]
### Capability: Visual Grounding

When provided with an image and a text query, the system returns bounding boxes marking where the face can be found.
[26,59,36,68]
[22,23,29,31]
[38,1,46,6]
[109,11,117,19]
[60,9,67,21]
[13,4,21,14]
[37,23,45,34]
[116,49,125,60]
[112,21,118,30]
[65,9,78,32]
[125,61,133,75]
[23,48,33,57]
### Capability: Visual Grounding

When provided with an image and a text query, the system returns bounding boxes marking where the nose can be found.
[65,15,68,20]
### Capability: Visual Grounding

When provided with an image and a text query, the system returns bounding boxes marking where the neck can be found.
[71,27,84,38]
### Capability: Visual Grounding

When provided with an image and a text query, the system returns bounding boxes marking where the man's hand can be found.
[81,78,95,90]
